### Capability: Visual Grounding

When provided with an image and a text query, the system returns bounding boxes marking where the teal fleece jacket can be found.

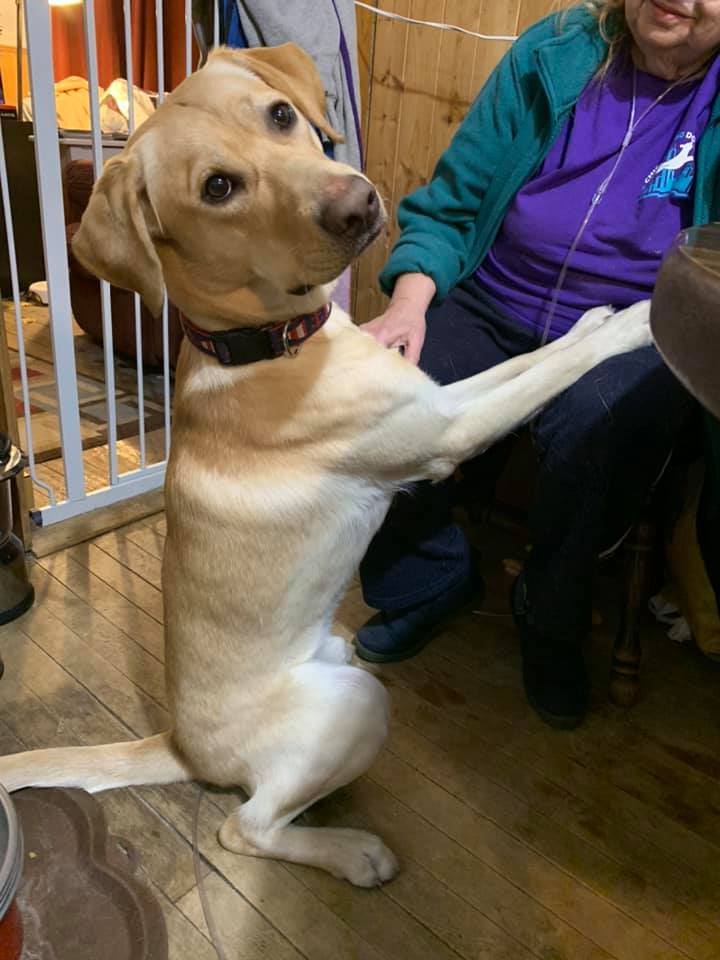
[379,6,720,304]
[379,4,720,607]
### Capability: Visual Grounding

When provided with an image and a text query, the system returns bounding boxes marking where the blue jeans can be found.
[359,280,694,643]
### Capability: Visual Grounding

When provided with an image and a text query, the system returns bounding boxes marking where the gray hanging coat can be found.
[235,0,363,169]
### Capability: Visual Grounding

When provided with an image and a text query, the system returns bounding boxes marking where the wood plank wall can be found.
[353,0,560,325]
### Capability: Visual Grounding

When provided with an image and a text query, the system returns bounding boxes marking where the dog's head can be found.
[72,44,386,324]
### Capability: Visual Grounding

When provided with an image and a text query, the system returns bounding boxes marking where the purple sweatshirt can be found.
[474,55,720,338]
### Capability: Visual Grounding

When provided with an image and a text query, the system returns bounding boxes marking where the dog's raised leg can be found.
[360,301,652,485]
[218,661,397,887]
[442,304,618,392]
[439,301,652,459]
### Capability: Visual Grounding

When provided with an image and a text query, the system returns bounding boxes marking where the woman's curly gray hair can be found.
[584,0,630,60]
[555,1,630,68]
[554,1,715,78]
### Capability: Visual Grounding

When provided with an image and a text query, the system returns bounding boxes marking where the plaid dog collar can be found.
[180,303,332,366]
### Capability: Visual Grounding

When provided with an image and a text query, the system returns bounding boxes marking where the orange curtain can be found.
[131,0,200,93]
[50,0,197,92]
[51,1,125,88]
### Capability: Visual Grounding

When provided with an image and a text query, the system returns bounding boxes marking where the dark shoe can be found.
[511,574,588,729]
[355,569,483,664]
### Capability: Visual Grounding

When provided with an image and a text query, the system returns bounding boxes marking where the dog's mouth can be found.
[358,215,386,254]
[287,217,386,296]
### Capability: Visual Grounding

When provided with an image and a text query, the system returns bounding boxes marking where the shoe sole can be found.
[355,621,445,664]
[354,590,482,665]
[525,688,585,730]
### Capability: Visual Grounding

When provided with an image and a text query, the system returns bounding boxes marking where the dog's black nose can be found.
[319,175,380,239]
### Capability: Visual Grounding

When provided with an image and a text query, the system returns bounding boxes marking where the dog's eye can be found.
[270,102,296,130]
[203,174,234,203]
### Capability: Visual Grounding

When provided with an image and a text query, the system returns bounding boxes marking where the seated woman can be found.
[355,0,720,729]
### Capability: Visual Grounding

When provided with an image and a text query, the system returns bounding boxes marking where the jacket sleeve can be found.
[378,25,546,303]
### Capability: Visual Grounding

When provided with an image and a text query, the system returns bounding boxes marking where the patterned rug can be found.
[5,300,169,464]
[10,352,166,464]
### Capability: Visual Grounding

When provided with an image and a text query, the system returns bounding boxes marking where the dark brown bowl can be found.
[652,224,720,419]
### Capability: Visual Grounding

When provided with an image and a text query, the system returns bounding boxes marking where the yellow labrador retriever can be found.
[0,44,652,886]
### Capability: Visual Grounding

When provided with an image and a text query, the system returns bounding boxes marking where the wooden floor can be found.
[3,515,720,960]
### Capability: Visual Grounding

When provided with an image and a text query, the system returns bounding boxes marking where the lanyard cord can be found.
[539,67,685,346]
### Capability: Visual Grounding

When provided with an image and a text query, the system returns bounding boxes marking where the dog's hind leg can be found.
[315,633,353,664]
[218,661,397,887]
[0,732,193,793]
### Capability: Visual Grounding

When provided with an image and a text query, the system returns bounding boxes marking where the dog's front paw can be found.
[572,304,616,338]
[605,299,653,351]
[327,829,399,887]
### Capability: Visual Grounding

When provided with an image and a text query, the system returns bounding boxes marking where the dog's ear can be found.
[235,43,344,144]
[72,151,165,317]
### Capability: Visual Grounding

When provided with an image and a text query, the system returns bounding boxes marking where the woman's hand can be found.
[362,273,436,366]
[363,302,427,365]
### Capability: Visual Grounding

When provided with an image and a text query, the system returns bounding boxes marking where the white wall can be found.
[0,0,25,49]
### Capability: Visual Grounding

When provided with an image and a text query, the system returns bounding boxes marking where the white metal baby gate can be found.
[0,0,218,527]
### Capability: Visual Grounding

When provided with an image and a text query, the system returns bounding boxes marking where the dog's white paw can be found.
[327,829,399,887]
[605,299,653,351]
[572,304,616,337]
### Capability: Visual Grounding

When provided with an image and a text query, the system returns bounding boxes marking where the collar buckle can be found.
[282,320,302,358]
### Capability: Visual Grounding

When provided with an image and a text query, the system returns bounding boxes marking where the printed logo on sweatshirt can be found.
[640,131,696,200]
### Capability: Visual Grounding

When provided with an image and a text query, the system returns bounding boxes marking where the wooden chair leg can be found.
[610,517,656,707]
